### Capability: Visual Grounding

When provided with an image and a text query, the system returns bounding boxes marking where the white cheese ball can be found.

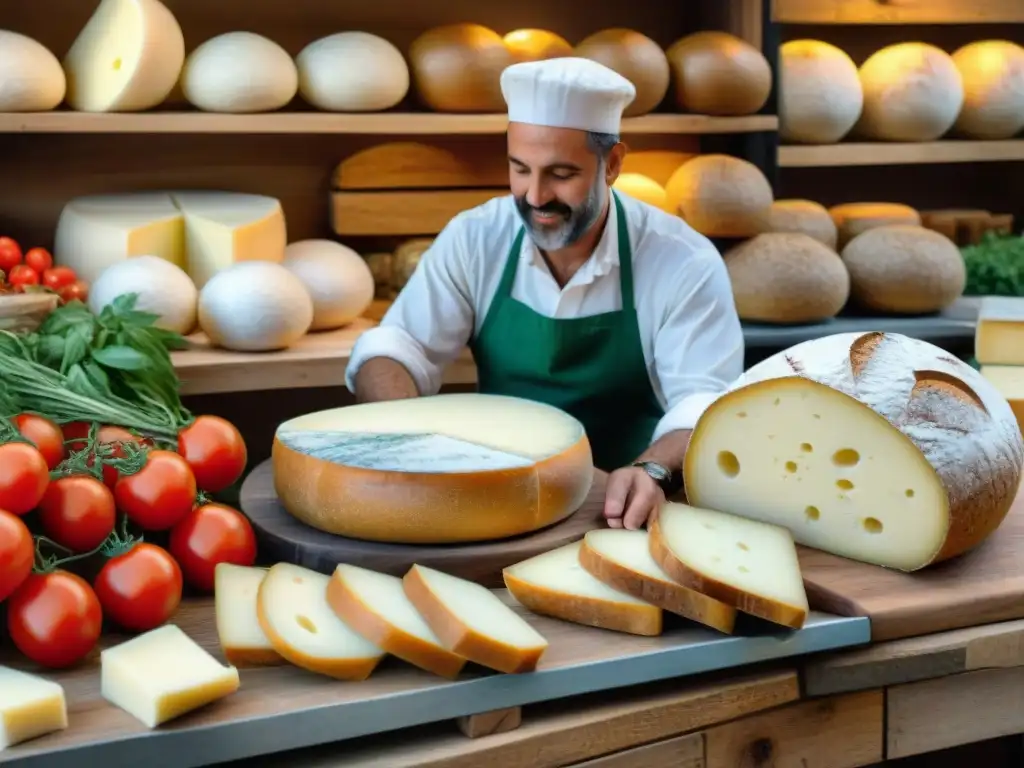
[198,261,313,351]
[297,32,410,112]
[282,239,375,331]
[0,30,66,111]
[952,40,1024,140]
[182,32,298,113]
[87,255,198,335]
[780,40,863,144]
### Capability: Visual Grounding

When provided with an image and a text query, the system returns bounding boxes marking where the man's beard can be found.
[514,171,607,252]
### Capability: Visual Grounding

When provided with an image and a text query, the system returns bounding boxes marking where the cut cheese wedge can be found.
[579,529,737,634]
[649,503,808,629]
[403,564,548,674]
[257,563,385,681]
[0,666,68,750]
[976,296,1024,366]
[503,541,663,636]
[981,365,1024,430]
[214,563,283,667]
[100,624,239,728]
[327,563,466,679]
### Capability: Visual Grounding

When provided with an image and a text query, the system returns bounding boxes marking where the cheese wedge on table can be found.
[981,365,1024,429]
[0,667,67,750]
[649,503,808,629]
[257,563,385,681]
[327,564,466,679]
[503,541,663,636]
[101,624,240,728]
[976,296,1024,365]
[579,529,737,634]
[214,563,283,667]
[403,564,548,674]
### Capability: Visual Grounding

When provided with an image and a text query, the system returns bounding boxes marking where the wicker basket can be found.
[0,292,60,333]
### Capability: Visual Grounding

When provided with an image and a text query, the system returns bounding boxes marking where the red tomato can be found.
[8,264,39,288]
[63,423,149,489]
[0,442,49,515]
[177,416,248,493]
[11,413,66,469]
[0,237,21,273]
[7,570,103,668]
[39,476,116,553]
[114,449,197,530]
[58,280,89,303]
[42,266,77,290]
[169,504,257,592]
[23,247,53,274]
[94,542,182,632]
[0,510,33,603]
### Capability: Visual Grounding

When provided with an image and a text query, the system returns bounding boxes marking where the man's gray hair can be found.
[586,131,620,158]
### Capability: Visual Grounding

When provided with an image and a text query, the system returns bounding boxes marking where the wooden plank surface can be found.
[779,140,1024,168]
[571,733,703,767]
[332,189,508,236]
[772,0,1024,23]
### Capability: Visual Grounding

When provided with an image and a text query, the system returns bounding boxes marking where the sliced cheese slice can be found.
[0,666,68,750]
[214,563,283,667]
[327,563,466,679]
[101,624,239,728]
[503,541,663,636]
[976,296,1024,366]
[649,503,808,629]
[403,564,548,674]
[981,365,1024,430]
[257,563,385,681]
[579,528,737,634]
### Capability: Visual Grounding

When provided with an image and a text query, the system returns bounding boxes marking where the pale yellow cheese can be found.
[981,365,1024,430]
[976,296,1024,366]
[0,666,68,750]
[214,564,283,667]
[101,624,239,728]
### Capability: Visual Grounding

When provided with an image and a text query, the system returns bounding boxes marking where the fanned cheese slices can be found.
[214,564,283,667]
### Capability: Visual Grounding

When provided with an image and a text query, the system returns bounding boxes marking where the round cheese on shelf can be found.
[272,393,594,544]
[181,32,297,113]
[612,173,671,212]
[828,202,921,249]
[296,32,410,112]
[665,31,772,117]
[664,154,773,238]
[0,31,66,111]
[282,239,374,331]
[391,238,432,293]
[765,199,838,249]
[503,29,573,63]
[951,40,1024,140]
[779,40,862,144]
[409,24,514,112]
[684,332,1024,571]
[574,29,670,116]
[87,255,198,335]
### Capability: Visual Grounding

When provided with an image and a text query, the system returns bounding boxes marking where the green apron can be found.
[469,192,664,471]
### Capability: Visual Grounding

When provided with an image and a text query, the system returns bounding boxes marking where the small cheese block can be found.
[327,563,466,679]
[0,666,68,750]
[503,541,663,636]
[257,563,385,681]
[649,503,808,629]
[976,297,1024,366]
[981,365,1024,430]
[214,563,283,667]
[579,529,737,634]
[403,564,548,674]
[101,624,240,728]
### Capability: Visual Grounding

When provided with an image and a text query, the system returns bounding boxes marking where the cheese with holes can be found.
[214,563,282,667]
[0,666,67,750]
[684,332,1024,572]
[403,564,548,673]
[272,394,594,544]
[650,503,808,628]
[101,624,239,728]
[503,541,662,635]
[976,297,1024,366]
[579,528,737,633]
[327,564,466,679]
[257,563,385,680]
[982,366,1024,431]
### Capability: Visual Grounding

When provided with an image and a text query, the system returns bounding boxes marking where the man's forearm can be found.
[353,357,419,403]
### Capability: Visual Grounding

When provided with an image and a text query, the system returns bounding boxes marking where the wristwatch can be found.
[631,460,683,496]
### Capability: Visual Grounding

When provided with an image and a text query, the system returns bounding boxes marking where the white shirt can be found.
[346,191,744,442]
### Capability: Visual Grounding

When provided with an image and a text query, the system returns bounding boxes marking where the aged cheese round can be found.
[855,43,964,141]
[841,225,966,314]
[87,255,198,335]
[666,31,772,116]
[613,173,671,212]
[0,31,66,111]
[282,239,375,331]
[779,40,862,144]
[503,29,573,63]
[574,29,670,116]
[724,233,850,324]
[181,32,298,113]
[664,154,773,238]
[391,238,432,292]
[684,331,1024,571]
[829,202,921,249]
[273,394,595,544]
[765,199,838,249]
[409,24,513,112]
[951,40,1024,140]
[296,32,409,112]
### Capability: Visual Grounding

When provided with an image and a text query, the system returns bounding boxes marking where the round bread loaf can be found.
[951,40,1024,140]
[574,28,670,116]
[503,29,573,63]
[765,199,838,249]
[613,173,671,212]
[666,31,772,116]
[409,24,513,112]
[664,154,773,238]
[779,39,862,144]
[829,202,921,249]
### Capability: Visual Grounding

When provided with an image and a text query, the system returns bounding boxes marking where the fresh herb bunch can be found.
[962,233,1024,297]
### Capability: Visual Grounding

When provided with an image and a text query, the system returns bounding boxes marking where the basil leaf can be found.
[61,323,94,373]
[92,345,151,371]
[82,360,112,393]
[37,334,66,368]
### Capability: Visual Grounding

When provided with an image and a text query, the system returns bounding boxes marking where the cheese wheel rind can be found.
[181,32,298,113]
[765,199,838,249]
[951,40,1024,140]
[779,39,862,144]
[0,31,66,111]
[828,202,921,249]
[214,564,284,667]
[666,31,772,117]
[664,154,773,238]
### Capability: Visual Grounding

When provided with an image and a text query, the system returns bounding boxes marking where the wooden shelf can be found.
[779,140,1024,168]
[0,111,778,136]
[772,0,1024,24]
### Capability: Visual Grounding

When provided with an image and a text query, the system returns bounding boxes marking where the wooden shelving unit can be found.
[772,0,1024,24]
[779,140,1024,168]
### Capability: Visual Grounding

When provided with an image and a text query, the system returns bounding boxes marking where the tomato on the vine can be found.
[114,449,197,530]
[0,236,21,273]
[169,503,257,592]
[23,247,53,274]
[63,422,149,489]
[58,280,89,303]
[0,510,33,603]
[94,542,182,632]
[0,442,50,515]
[8,264,39,289]
[11,412,66,469]
[7,570,103,668]
[177,416,247,493]
[39,476,116,553]
[42,266,77,290]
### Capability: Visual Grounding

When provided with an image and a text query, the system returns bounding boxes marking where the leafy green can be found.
[962,233,1024,297]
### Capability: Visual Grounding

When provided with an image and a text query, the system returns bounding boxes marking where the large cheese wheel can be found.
[841,225,966,315]
[574,29,670,117]
[855,43,964,141]
[296,32,410,112]
[612,173,671,212]
[765,199,838,249]
[181,32,298,113]
[666,31,772,116]
[664,154,773,238]
[503,29,573,63]
[0,31,66,111]
[684,332,1024,571]
[282,239,375,331]
[828,202,921,249]
[951,40,1024,140]
[779,40,863,144]
[409,24,513,112]
[272,394,594,543]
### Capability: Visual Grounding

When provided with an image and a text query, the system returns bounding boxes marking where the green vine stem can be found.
[33,534,109,574]
[100,515,143,559]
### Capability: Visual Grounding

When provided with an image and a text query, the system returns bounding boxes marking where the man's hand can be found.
[603,466,666,531]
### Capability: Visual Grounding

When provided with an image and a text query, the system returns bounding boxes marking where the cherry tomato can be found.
[177,416,248,493]
[169,504,257,592]
[94,542,182,632]
[7,570,103,668]
[0,510,33,603]
[11,413,66,469]
[114,449,197,530]
[0,442,50,515]
[42,266,77,290]
[63,422,149,489]
[8,264,38,288]
[39,476,116,553]
[58,280,89,303]
[23,247,53,274]
[0,237,21,273]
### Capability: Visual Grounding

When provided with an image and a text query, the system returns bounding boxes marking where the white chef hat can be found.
[500,57,637,135]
